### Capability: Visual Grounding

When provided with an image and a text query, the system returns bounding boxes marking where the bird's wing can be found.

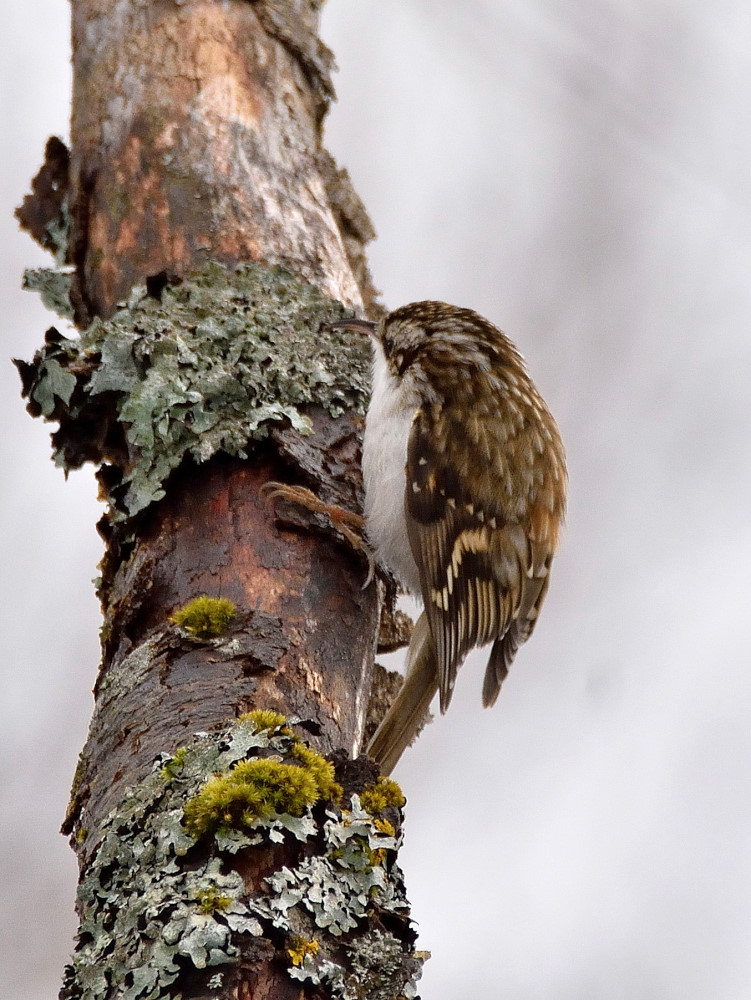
[405,404,539,712]
[481,544,552,707]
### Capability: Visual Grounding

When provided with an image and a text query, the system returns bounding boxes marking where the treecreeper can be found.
[333,301,567,774]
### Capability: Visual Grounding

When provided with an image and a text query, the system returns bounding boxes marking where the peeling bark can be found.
[15,136,71,257]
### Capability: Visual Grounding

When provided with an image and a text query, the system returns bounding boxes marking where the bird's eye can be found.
[382,336,394,357]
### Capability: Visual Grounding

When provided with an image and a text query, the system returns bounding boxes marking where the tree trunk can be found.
[15,1,424,997]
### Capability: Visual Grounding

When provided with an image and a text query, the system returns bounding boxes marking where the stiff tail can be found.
[367,612,438,774]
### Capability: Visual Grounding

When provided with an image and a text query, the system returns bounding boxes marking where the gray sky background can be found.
[2,3,750,998]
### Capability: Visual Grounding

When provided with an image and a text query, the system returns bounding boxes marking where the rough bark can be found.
[67,453,377,861]
[16,1,423,998]
[68,0,379,323]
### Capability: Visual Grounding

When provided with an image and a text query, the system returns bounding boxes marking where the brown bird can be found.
[333,301,567,774]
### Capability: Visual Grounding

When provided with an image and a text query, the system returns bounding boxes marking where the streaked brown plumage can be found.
[333,302,567,773]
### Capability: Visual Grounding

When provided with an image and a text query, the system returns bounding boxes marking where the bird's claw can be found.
[262,481,376,588]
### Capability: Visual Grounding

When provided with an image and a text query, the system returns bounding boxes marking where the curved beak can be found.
[328,317,378,339]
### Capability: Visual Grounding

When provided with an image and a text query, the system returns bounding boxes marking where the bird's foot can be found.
[262,482,375,587]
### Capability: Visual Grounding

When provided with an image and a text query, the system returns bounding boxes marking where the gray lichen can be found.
[341,930,428,1000]
[23,265,75,319]
[287,928,426,1000]
[62,712,425,1000]
[265,796,402,937]
[61,719,266,1000]
[18,261,370,520]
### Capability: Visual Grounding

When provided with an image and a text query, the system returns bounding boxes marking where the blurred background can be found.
[2,2,750,998]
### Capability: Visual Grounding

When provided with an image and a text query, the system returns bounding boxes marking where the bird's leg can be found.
[261,481,375,587]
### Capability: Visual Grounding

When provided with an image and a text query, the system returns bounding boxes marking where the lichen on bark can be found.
[61,713,424,1000]
[16,261,370,521]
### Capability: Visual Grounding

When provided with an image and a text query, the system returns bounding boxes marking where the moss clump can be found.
[291,742,342,805]
[171,596,235,638]
[287,936,319,967]
[183,738,342,841]
[184,760,317,838]
[238,709,289,733]
[360,777,406,815]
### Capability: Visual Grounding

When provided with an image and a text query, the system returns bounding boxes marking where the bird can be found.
[331,301,567,774]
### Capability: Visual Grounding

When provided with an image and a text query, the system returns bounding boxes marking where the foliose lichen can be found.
[23,263,75,319]
[62,712,424,1000]
[17,261,370,521]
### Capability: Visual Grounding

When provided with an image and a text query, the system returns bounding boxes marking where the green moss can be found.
[184,759,317,839]
[360,777,406,815]
[362,836,387,869]
[183,725,344,841]
[171,596,235,638]
[291,742,342,805]
[239,709,289,733]
[69,750,88,800]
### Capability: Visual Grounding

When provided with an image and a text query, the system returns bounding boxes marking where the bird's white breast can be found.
[362,343,422,594]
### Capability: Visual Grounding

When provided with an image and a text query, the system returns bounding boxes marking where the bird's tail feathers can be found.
[367,612,438,774]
